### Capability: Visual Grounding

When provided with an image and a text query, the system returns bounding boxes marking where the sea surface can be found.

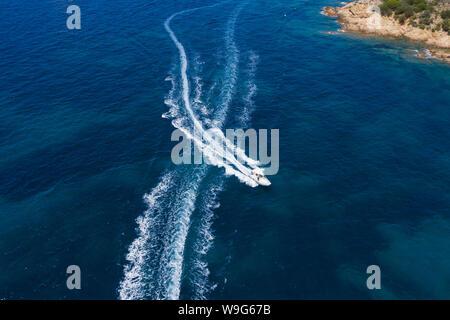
[0,0,449,299]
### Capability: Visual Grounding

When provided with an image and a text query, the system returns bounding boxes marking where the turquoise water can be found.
[0,0,449,299]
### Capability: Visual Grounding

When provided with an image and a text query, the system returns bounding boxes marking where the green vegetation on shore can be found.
[380,0,450,33]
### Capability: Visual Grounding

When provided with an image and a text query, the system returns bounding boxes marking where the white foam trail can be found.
[207,3,261,169]
[176,126,258,187]
[119,169,206,300]
[239,52,259,125]
[119,1,252,301]
[160,170,204,299]
[212,3,242,126]
[189,31,261,302]
[193,72,212,119]
[162,72,181,120]
[165,3,261,182]
[193,76,203,104]
[164,5,223,134]
[190,180,223,300]
[208,127,260,169]
[119,173,174,300]
[159,2,257,299]
[192,57,205,102]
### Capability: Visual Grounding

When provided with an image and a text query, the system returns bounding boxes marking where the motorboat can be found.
[250,168,271,187]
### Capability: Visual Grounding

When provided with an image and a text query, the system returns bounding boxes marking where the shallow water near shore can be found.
[0,0,449,299]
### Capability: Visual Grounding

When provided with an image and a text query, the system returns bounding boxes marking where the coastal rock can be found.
[428,48,450,63]
[322,6,338,17]
[323,0,450,63]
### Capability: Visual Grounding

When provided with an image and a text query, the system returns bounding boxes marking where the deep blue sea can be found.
[1,0,449,299]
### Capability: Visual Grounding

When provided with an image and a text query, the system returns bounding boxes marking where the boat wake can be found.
[164,3,265,186]
[119,0,260,300]
[187,51,261,299]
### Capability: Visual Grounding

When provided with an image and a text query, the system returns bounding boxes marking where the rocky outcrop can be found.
[321,6,338,17]
[323,0,450,63]
[428,48,450,63]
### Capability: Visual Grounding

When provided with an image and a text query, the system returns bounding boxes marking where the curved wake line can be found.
[118,172,174,300]
[189,51,260,298]
[164,2,261,185]
[119,1,250,301]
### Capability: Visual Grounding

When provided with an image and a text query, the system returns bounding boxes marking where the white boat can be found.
[250,168,271,187]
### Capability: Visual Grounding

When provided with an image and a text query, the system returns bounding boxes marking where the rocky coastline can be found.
[322,0,450,63]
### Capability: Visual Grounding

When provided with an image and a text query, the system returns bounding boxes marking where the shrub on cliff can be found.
[414,1,427,13]
[381,0,401,13]
[442,19,450,34]
[441,10,450,20]
[380,0,435,17]
[419,11,432,25]
[380,0,450,31]
[396,6,415,18]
